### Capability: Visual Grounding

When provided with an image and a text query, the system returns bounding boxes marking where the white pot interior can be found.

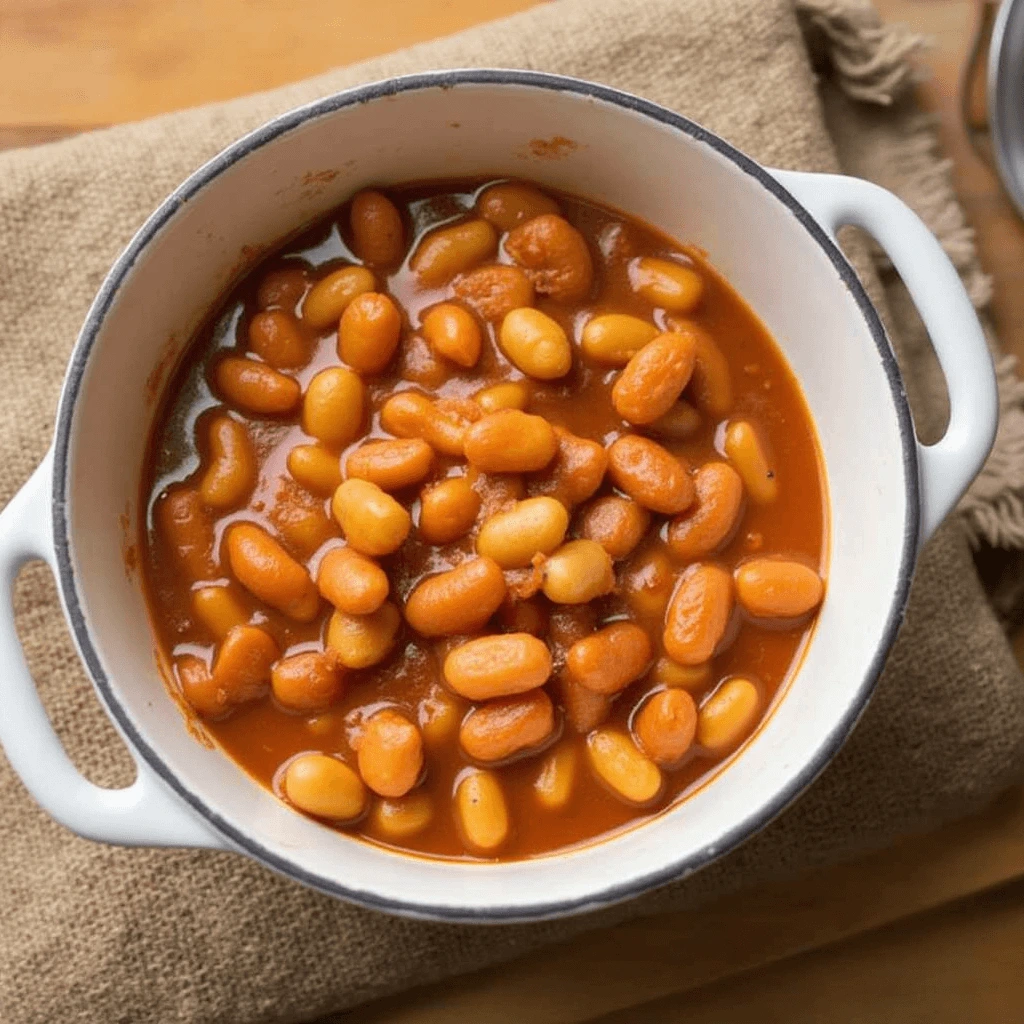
[58,75,913,919]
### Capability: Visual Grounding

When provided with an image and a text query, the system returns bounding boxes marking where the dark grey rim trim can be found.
[51,68,919,924]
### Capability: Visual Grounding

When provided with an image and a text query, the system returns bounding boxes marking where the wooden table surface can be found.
[5,1,1024,1020]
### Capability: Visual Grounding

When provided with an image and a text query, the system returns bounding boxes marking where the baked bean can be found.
[477,181,560,231]
[533,740,578,811]
[398,334,449,389]
[443,633,552,700]
[404,556,507,636]
[474,380,530,413]
[651,655,711,691]
[284,753,367,821]
[331,478,411,557]
[612,331,697,425]
[579,495,650,560]
[454,264,534,322]
[459,689,555,764]
[476,496,568,569]
[192,585,249,639]
[499,307,572,380]
[734,558,824,618]
[542,539,615,605]
[326,602,401,668]
[418,477,480,544]
[674,321,733,416]
[505,214,594,302]
[566,622,652,695]
[580,313,658,365]
[411,218,498,287]
[350,190,406,267]
[176,655,222,718]
[419,683,464,749]
[316,545,389,615]
[607,435,695,514]
[620,546,674,621]
[271,651,345,712]
[345,438,433,492]
[302,265,376,329]
[257,265,308,311]
[586,729,663,805]
[663,563,734,665]
[724,420,778,504]
[557,676,613,734]
[199,415,256,509]
[464,409,558,473]
[248,310,309,369]
[356,708,424,798]
[287,444,342,496]
[455,770,509,853]
[226,523,320,621]
[370,791,434,840]
[380,391,474,457]
[698,677,760,754]
[302,367,364,449]
[630,256,704,312]
[155,486,217,580]
[214,357,300,415]
[495,594,549,637]
[421,303,482,368]
[667,462,744,559]
[338,292,402,375]
[305,709,345,739]
[634,689,697,766]
[529,427,608,508]
[648,400,702,440]
[268,480,339,559]
[212,624,278,702]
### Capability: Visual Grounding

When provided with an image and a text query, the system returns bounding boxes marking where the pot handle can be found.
[0,453,228,850]
[770,169,998,545]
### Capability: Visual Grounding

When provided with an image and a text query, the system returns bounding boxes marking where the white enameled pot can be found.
[0,71,997,922]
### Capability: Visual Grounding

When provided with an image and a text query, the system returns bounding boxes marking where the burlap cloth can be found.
[2,0,1024,1020]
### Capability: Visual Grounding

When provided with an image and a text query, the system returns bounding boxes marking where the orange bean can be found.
[663,563,734,666]
[302,367,364,449]
[667,462,744,559]
[287,444,342,496]
[459,689,555,764]
[566,622,652,695]
[176,654,223,718]
[418,477,481,544]
[724,420,778,504]
[199,415,256,509]
[345,438,433,492]
[578,495,650,560]
[316,545,389,615]
[541,539,615,604]
[331,478,411,557]
[380,390,475,457]
[248,309,309,369]
[271,650,345,712]
[155,486,216,581]
[370,792,434,840]
[477,181,560,231]
[580,313,658,365]
[214,357,300,415]
[267,478,340,559]
[326,602,402,668]
[634,688,697,766]
[284,753,366,821]
[398,333,449,389]
[418,682,465,750]
[495,594,549,637]
[443,633,552,700]
[404,556,507,637]
[302,265,376,330]
[421,303,482,368]
[607,435,695,514]
[257,265,308,311]
[533,740,579,811]
[211,624,278,703]
[226,522,320,621]
[356,708,424,798]
[734,558,824,618]
[505,214,594,302]
[499,307,573,379]
[698,677,760,754]
[620,546,675,622]
[476,496,568,569]
[586,729,663,805]
[549,605,612,733]
[528,427,608,508]
[455,769,509,853]
[338,292,402,374]
[464,410,558,473]
[672,321,733,416]
[648,400,702,440]
[474,380,531,414]
[453,264,535,322]
[612,331,697,425]
[192,585,250,639]
[651,656,711,691]
[630,256,704,312]
[411,218,497,287]
[350,190,406,267]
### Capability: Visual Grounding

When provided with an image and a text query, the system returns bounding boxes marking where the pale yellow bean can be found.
[369,792,434,840]
[541,540,614,604]
[287,444,343,496]
[476,496,569,568]
[724,420,778,504]
[284,753,366,821]
[411,218,498,286]
[192,585,249,639]
[651,656,712,691]
[326,602,402,668]
[630,256,704,312]
[302,367,364,449]
[455,770,510,854]
[698,677,761,754]
[533,741,579,811]
[499,307,572,380]
[302,266,375,329]
[474,380,530,413]
[581,313,659,365]
[331,479,411,557]
[586,729,663,805]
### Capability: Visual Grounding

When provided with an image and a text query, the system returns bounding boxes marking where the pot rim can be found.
[50,68,919,922]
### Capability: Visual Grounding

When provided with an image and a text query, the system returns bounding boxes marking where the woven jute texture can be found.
[1,1,1022,1021]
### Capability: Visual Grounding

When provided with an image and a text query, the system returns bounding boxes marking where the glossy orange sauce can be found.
[140,179,827,860]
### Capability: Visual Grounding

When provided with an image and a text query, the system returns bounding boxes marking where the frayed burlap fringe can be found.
[798,0,1024,550]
